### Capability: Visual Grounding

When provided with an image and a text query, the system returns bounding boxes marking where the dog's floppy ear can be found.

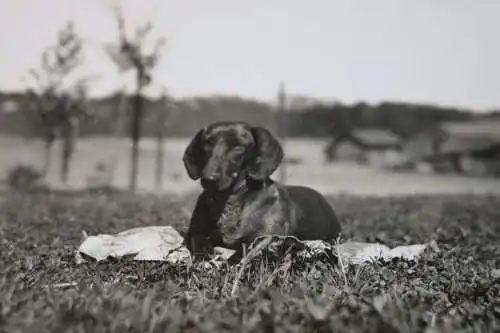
[248,126,284,180]
[183,127,206,180]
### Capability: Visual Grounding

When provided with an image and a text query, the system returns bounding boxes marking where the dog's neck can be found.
[205,175,271,205]
[226,177,274,204]
[225,179,249,205]
[204,178,247,203]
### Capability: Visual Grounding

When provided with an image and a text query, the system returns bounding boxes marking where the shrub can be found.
[6,164,44,190]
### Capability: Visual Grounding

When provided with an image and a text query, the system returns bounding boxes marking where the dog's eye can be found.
[206,138,215,146]
[233,145,244,152]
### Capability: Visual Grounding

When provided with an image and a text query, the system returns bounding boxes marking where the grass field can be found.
[1,135,499,331]
[0,189,499,332]
[1,136,500,196]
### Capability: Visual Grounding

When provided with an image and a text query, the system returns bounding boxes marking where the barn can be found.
[404,120,500,177]
[324,129,404,168]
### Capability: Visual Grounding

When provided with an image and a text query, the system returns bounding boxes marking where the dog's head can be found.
[183,121,283,191]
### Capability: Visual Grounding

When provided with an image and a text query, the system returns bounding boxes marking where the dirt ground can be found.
[1,135,500,196]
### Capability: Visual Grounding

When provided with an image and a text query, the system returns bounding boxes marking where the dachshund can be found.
[182,121,342,263]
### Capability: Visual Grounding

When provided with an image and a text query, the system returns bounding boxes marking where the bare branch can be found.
[28,69,42,88]
[112,5,127,45]
[41,49,56,76]
[143,37,167,69]
[134,21,153,45]
[103,43,134,72]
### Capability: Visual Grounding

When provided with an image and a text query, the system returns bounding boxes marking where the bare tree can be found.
[104,5,166,192]
[24,21,91,182]
[23,80,58,174]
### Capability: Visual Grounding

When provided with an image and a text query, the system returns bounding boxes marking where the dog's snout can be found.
[205,171,220,181]
[203,155,222,181]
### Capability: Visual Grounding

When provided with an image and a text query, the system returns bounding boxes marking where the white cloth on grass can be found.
[76,226,433,265]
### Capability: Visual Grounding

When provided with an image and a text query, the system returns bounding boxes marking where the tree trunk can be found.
[116,86,127,137]
[451,153,463,173]
[43,139,53,176]
[155,89,167,191]
[129,78,144,193]
[60,117,79,184]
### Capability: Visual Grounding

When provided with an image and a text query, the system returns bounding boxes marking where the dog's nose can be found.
[206,172,220,181]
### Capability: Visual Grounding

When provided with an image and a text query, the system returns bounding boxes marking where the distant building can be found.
[404,120,500,177]
[1,100,19,114]
[324,129,405,168]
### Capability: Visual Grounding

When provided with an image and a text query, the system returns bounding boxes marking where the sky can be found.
[0,0,499,111]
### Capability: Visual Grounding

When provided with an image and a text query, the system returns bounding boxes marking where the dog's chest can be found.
[208,196,246,247]
[218,201,243,232]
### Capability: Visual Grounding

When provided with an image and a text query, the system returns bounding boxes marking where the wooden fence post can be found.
[155,87,167,191]
[277,82,287,184]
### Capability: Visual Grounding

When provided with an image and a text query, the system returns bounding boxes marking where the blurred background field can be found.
[1,0,499,196]
[2,135,500,196]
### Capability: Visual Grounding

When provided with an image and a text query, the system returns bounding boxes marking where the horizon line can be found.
[0,87,498,114]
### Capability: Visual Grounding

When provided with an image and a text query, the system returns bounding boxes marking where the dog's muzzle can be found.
[200,171,239,192]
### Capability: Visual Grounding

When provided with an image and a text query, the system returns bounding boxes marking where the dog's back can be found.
[283,185,341,241]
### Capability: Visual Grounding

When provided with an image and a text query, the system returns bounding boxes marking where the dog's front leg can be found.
[227,247,246,265]
[184,194,216,260]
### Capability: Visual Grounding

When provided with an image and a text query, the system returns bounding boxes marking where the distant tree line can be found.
[285,101,476,139]
[1,91,497,140]
[0,93,279,138]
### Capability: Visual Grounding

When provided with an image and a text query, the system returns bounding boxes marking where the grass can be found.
[0,189,499,332]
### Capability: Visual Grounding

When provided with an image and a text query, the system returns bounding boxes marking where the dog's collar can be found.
[231,180,248,196]
[225,179,248,205]
[233,179,247,192]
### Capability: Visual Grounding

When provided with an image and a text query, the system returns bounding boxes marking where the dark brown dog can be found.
[183,121,341,262]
